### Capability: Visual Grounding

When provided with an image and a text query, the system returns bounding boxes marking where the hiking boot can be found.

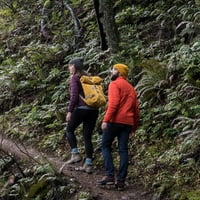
[97,176,115,185]
[59,154,81,174]
[66,153,82,164]
[75,163,92,174]
[115,181,125,191]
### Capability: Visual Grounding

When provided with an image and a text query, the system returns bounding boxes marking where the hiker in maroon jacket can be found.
[60,58,99,174]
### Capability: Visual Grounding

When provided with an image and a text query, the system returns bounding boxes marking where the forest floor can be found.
[0,134,153,200]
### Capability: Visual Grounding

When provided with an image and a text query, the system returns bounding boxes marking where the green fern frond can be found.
[136,59,168,105]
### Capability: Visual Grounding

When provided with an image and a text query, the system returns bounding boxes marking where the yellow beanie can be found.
[113,64,129,77]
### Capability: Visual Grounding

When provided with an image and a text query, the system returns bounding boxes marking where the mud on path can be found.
[0,134,153,200]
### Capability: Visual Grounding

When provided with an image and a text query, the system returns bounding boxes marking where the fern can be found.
[136,59,169,105]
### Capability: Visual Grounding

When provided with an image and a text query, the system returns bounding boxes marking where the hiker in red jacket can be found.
[97,63,140,190]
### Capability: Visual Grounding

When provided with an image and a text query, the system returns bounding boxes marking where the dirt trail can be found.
[0,134,153,200]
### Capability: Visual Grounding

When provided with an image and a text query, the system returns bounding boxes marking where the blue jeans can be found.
[101,123,132,182]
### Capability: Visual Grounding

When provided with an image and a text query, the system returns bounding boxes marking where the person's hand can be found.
[66,112,71,122]
[101,122,108,130]
[129,131,135,138]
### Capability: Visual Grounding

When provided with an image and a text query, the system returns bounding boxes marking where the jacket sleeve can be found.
[103,82,119,122]
[67,75,80,113]
[133,93,140,131]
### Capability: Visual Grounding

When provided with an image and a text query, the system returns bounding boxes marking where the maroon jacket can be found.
[67,75,86,113]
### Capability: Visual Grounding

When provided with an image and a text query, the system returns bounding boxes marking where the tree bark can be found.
[40,0,54,41]
[99,0,120,53]
[63,2,82,49]
[93,0,108,51]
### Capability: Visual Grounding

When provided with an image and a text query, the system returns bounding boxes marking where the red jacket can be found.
[103,76,140,131]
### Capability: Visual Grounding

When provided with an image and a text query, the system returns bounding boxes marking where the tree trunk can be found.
[93,0,108,51]
[40,0,54,41]
[99,0,120,53]
[63,2,82,49]
[93,0,120,53]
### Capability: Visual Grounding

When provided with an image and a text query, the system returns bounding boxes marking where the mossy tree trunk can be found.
[93,0,108,51]
[93,0,120,53]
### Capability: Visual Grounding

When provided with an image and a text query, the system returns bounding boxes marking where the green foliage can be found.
[136,59,169,105]
[0,157,72,200]
[179,189,200,200]
[0,0,200,199]
[77,191,92,200]
[44,0,52,9]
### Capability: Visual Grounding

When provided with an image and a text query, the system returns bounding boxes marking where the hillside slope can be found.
[0,0,200,199]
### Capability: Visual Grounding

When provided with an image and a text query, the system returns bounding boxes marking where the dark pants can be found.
[66,108,99,159]
[101,123,132,182]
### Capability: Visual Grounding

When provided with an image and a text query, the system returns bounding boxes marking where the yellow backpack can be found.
[80,75,106,108]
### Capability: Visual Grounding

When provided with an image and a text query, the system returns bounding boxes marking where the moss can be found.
[169,188,200,200]
[181,189,200,200]
[77,191,92,200]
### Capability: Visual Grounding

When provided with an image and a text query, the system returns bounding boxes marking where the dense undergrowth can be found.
[0,0,200,199]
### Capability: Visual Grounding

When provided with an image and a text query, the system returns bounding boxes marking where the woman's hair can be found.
[69,58,84,71]
[68,57,88,76]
